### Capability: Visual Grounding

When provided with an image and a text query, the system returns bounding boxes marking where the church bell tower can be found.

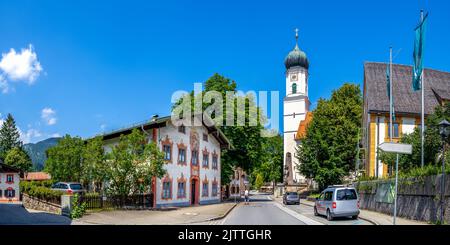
[283,28,310,184]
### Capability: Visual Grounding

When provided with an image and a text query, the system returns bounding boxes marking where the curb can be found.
[205,202,238,222]
[299,200,379,225]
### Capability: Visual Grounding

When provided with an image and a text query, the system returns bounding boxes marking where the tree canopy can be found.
[379,102,450,171]
[172,73,281,185]
[0,113,23,160]
[296,83,362,190]
[4,147,32,172]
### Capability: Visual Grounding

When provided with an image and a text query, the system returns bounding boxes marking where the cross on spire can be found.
[295,28,299,48]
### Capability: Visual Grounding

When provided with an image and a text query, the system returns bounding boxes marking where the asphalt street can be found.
[0,203,72,225]
[220,194,307,225]
[201,193,372,225]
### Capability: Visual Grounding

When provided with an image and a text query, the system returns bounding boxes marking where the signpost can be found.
[378,142,412,225]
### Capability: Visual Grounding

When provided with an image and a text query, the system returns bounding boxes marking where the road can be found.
[0,203,72,225]
[221,194,307,225]
[200,192,372,225]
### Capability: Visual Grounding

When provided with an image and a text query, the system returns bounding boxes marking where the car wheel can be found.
[327,209,333,221]
[352,215,358,220]
[314,207,318,216]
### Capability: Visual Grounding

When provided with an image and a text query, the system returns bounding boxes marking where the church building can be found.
[283,30,312,185]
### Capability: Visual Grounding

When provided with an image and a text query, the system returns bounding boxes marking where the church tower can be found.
[283,29,309,184]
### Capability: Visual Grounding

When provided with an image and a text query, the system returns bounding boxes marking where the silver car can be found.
[51,182,85,195]
[314,185,360,221]
[283,192,300,205]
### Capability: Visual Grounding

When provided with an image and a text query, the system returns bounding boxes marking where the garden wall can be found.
[355,174,450,223]
[22,193,62,215]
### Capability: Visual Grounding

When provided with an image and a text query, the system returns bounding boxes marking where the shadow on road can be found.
[0,204,72,225]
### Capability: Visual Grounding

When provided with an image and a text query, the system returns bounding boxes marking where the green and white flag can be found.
[412,13,428,91]
[386,64,395,120]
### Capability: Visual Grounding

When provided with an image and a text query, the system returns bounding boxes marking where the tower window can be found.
[292,83,297,94]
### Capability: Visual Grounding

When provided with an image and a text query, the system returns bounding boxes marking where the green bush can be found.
[70,194,87,219]
[20,181,63,203]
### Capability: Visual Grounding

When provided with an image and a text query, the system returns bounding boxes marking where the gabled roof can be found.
[364,62,450,115]
[23,172,52,181]
[91,114,232,149]
[295,112,313,140]
[0,163,21,174]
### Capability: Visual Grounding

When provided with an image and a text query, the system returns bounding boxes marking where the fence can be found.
[80,193,154,210]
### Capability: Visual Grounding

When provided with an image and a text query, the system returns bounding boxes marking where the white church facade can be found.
[283,30,311,185]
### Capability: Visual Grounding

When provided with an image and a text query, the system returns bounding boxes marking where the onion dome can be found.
[284,29,309,70]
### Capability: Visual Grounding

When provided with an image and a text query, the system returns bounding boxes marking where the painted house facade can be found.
[0,161,21,202]
[362,62,450,178]
[99,115,230,208]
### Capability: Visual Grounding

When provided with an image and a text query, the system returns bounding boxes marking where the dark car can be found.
[283,192,300,205]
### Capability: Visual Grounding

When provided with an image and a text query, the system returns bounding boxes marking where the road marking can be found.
[273,202,323,225]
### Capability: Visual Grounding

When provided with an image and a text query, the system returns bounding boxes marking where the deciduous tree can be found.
[296,83,362,190]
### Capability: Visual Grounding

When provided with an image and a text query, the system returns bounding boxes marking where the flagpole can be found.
[420,10,425,168]
[390,47,393,143]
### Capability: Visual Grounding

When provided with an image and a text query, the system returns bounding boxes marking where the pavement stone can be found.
[72,202,237,225]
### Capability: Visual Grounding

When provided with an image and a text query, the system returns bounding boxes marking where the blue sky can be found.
[0,0,449,143]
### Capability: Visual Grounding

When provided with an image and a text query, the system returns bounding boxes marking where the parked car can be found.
[283,191,300,205]
[314,185,360,221]
[51,182,85,195]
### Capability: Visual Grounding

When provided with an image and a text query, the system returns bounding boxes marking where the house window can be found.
[202,183,209,197]
[202,153,209,168]
[177,182,186,198]
[6,174,14,183]
[212,183,218,197]
[203,133,208,142]
[388,123,400,138]
[292,83,297,94]
[178,148,186,164]
[191,150,198,166]
[0,189,2,197]
[212,155,218,169]
[163,145,171,161]
[5,188,15,198]
[178,125,186,134]
[162,181,172,199]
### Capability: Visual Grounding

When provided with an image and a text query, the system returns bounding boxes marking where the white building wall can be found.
[402,118,416,135]
[103,120,221,208]
[283,66,309,184]
[0,173,20,201]
[155,122,221,207]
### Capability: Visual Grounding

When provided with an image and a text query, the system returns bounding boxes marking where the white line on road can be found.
[273,202,324,225]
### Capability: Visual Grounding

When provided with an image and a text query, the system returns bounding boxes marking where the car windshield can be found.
[336,189,357,200]
[70,184,83,190]
[287,192,298,196]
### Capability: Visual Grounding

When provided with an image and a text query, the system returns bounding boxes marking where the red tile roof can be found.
[295,112,313,140]
[23,172,51,181]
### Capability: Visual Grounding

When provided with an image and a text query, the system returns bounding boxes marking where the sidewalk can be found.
[72,202,237,225]
[299,199,428,225]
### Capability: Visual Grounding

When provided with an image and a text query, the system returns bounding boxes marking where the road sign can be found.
[378,142,412,154]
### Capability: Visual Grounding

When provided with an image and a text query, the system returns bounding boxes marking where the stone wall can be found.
[355,174,450,223]
[22,193,62,215]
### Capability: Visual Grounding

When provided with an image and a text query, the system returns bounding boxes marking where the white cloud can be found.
[41,107,57,125]
[50,133,61,138]
[20,128,42,144]
[100,124,107,131]
[0,44,43,93]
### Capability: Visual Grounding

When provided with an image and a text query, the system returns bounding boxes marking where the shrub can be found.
[20,181,63,204]
[70,194,87,219]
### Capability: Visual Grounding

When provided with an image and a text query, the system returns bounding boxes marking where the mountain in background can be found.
[23,137,61,171]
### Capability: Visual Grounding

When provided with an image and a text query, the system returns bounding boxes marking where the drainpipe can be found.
[375,115,380,178]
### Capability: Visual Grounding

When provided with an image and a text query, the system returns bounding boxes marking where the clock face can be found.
[291,74,298,81]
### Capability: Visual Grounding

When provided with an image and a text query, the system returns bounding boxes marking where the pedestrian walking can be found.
[244,189,249,205]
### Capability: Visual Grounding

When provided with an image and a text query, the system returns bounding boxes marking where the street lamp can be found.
[438,119,450,224]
